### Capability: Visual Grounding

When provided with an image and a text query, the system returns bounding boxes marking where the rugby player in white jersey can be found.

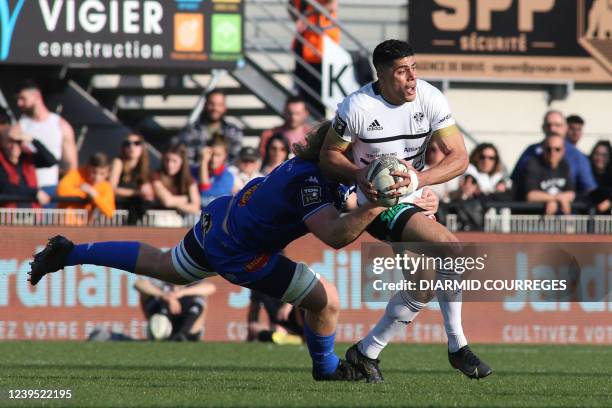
[320,39,492,382]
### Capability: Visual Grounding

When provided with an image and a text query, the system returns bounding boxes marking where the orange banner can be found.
[1,227,611,344]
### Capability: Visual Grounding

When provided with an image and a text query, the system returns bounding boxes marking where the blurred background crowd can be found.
[1,81,610,229]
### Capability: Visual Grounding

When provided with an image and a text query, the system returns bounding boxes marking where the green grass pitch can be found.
[1,342,611,407]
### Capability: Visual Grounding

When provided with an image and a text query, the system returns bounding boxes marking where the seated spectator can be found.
[0,124,55,208]
[259,96,311,157]
[261,134,290,175]
[566,114,585,147]
[460,143,509,200]
[57,153,115,219]
[524,135,575,215]
[109,134,154,223]
[229,146,263,190]
[424,139,459,202]
[135,278,216,341]
[197,134,238,207]
[175,89,243,164]
[151,143,200,215]
[247,290,303,345]
[589,140,612,213]
[511,110,596,199]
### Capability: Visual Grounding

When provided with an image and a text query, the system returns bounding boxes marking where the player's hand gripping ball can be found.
[366,157,415,207]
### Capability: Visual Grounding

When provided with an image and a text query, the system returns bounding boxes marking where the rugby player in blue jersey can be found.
[29,122,384,381]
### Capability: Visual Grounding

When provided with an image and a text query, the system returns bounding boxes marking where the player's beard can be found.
[21,107,35,117]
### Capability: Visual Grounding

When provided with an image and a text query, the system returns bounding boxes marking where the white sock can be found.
[358,291,426,359]
[436,269,468,353]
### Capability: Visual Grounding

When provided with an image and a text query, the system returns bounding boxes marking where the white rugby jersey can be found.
[332,79,456,204]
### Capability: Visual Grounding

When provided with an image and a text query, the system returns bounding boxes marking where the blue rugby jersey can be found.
[223,157,341,252]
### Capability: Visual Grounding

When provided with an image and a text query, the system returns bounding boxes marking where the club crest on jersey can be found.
[367,119,383,131]
[413,112,425,125]
[301,186,322,206]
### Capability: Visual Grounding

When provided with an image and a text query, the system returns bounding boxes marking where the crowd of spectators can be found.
[0,84,312,223]
[428,110,612,229]
[0,80,610,228]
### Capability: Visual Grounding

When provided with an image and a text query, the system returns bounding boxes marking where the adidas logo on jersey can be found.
[367,119,383,131]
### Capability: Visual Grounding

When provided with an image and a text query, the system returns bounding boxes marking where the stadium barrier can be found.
[1,227,611,344]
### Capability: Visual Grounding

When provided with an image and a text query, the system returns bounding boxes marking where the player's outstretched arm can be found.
[305,203,384,249]
[419,125,469,187]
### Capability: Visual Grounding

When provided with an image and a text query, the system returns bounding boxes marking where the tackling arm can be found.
[305,202,384,249]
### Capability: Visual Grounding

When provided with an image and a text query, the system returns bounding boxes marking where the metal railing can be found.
[0,208,199,228]
[1,206,610,233]
[484,214,610,235]
[0,196,199,228]
[447,213,612,235]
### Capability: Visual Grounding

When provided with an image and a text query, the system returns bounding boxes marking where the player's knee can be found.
[297,275,339,318]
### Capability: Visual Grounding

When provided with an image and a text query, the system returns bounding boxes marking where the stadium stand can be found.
[0,0,609,233]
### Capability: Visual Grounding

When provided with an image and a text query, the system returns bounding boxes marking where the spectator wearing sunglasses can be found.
[459,143,508,200]
[511,111,596,199]
[524,134,575,215]
[109,134,155,223]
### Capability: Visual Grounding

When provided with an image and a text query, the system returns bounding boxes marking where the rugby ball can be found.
[147,314,173,341]
[366,157,412,207]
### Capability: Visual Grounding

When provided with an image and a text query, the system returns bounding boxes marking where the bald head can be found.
[542,110,567,139]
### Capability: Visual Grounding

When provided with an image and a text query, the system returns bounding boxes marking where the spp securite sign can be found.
[0,0,244,68]
[409,0,612,82]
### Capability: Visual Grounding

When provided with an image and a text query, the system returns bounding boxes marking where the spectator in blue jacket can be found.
[196,134,239,207]
[511,110,596,199]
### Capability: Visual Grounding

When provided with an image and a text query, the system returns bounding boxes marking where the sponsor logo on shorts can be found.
[333,114,347,136]
[301,186,322,206]
[380,203,413,226]
[245,254,270,272]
